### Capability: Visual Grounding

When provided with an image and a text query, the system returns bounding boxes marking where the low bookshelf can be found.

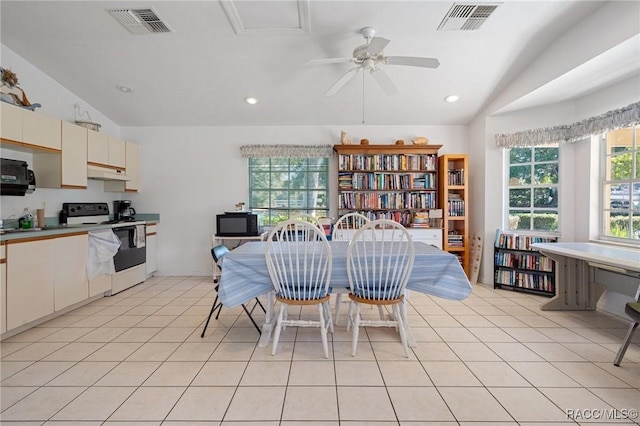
[493,230,557,297]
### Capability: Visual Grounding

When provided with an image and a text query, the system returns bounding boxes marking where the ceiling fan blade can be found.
[325,67,359,96]
[370,68,398,96]
[385,56,440,68]
[367,37,390,55]
[305,58,353,65]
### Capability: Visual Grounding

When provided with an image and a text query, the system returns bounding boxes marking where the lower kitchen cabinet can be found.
[6,238,55,330]
[53,234,89,310]
[5,233,90,331]
[89,274,111,297]
[146,223,158,276]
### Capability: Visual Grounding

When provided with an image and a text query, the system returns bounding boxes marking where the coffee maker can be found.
[113,200,136,221]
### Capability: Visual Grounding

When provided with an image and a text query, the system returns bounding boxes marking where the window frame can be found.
[504,144,560,235]
[248,157,330,226]
[599,125,640,245]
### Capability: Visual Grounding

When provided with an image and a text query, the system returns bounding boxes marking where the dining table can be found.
[219,240,472,347]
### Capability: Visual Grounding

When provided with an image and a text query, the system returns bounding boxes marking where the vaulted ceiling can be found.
[1,1,635,127]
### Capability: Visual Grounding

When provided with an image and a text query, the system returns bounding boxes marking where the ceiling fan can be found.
[306,26,440,96]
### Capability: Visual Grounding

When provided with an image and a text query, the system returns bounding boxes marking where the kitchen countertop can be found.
[0,214,159,242]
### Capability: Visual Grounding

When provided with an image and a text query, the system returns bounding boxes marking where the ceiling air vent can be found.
[108,8,172,34]
[437,3,500,31]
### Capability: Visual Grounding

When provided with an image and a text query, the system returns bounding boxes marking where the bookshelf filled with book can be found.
[438,154,469,276]
[333,144,442,229]
[493,230,557,296]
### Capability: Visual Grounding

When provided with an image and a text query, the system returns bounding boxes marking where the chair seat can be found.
[349,293,404,305]
[276,294,331,305]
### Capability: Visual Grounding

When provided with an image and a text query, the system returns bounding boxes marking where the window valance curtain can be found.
[240,144,333,158]
[495,101,640,148]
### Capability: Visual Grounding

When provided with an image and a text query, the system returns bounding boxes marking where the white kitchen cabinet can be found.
[87,128,109,165]
[6,238,55,330]
[0,243,6,334]
[146,224,158,276]
[125,142,139,191]
[33,121,88,189]
[22,109,62,151]
[0,103,23,143]
[53,234,89,311]
[108,136,126,168]
[105,141,140,192]
[89,274,111,297]
[1,103,61,152]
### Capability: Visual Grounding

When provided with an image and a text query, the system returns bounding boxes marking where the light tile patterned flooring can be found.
[1,275,639,425]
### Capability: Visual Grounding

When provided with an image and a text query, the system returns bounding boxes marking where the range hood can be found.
[87,165,131,181]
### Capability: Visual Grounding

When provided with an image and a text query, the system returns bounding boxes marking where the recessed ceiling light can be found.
[444,95,459,103]
[244,97,258,105]
[116,85,132,94]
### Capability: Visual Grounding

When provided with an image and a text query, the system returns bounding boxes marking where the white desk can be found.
[531,242,640,311]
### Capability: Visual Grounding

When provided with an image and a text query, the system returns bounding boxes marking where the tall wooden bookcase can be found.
[438,154,469,276]
[333,144,442,227]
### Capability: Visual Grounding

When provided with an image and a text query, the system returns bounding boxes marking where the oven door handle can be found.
[128,228,136,248]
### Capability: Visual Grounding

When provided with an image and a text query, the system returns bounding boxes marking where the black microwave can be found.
[216,213,261,237]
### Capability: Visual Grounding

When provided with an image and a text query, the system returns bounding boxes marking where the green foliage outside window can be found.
[249,157,329,226]
[508,146,559,232]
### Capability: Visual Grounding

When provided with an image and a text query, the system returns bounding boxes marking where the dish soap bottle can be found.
[18,207,33,229]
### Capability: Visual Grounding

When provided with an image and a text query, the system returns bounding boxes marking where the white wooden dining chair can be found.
[331,212,371,325]
[346,219,415,357]
[265,219,334,358]
[295,213,320,227]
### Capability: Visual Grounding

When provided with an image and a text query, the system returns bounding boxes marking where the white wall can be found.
[0,45,124,221]
[122,125,468,276]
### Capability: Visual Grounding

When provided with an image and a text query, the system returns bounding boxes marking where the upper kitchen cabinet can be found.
[0,103,61,152]
[87,130,126,170]
[104,141,139,192]
[108,136,126,169]
[33,121,88,189]
[87,128,109,165]
[0,102,22,143]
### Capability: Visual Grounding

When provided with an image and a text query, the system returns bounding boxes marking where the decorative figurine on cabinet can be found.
[340,130,352,145]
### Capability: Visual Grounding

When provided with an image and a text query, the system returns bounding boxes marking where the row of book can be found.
[494,251,554,272]
[338,172,437,190]
[447,169,465,185]
[495,231,557,250]
[447,233,464,247]
[341,210,414,226]
[339,191,437,210]
[338,154,437,171]
[494,270,555,293]
[447,200,465,216]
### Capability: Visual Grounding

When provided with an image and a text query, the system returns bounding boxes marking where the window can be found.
[249,157,329,226]
[601,125,640,243]
[506,145,559,232]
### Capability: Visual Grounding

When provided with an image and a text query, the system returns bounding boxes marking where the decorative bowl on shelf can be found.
[75,121,101,132]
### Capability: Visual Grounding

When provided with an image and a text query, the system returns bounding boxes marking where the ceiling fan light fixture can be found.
[445,94,460,103]
[244,97,258,105]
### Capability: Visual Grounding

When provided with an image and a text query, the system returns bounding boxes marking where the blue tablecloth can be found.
[218,241,472,308]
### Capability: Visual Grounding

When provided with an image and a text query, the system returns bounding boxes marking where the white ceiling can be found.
[0,0,633,127]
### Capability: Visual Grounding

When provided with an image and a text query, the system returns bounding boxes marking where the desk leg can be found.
[258,290,276,347]
[540,254,596,311]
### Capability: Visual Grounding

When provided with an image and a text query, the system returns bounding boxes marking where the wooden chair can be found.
[346,219,415,357]
[331,212,371,325]
[614,284,640,366]
[200,244,265,337]
[265,219,334,358]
